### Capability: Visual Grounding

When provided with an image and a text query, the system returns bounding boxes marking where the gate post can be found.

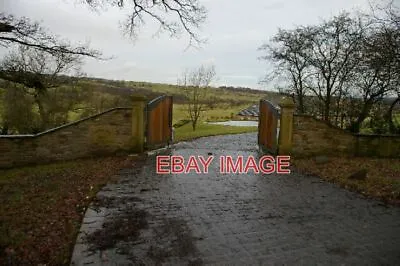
[131,95,147,153]
[278,97,295,155]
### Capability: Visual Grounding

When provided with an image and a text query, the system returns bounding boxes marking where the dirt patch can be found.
[147,218,201,264]
[84,207,148,251]
[83,206,202,264]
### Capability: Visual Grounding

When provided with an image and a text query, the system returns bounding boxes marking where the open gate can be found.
[258,99,280,154]
[146,95,173,150]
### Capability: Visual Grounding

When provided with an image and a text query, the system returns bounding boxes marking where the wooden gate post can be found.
[131,95,147,153]
[278,97,295,155]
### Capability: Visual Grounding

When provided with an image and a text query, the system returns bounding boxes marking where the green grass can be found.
[394,113,400,127]
[360,112,400,134]
[172,103,255,124]
[174,122,257,142]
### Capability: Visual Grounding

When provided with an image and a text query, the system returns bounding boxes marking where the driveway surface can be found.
[71,133,400,265]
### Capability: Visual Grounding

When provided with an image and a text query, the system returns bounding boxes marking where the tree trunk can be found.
[334,91,343,127]
[340,113,345,129]
[34,91,48,131]
[323,99,330,122]
[297,94,305,114]
[386,97,400,133]
[349,101,373,133]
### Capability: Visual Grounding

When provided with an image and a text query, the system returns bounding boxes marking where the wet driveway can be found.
[71,133,400,265]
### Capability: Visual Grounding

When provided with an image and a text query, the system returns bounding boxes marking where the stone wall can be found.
[292,115,400,158]
[292,115,355,157]
[355,134,400,157]
[0,108,134,168]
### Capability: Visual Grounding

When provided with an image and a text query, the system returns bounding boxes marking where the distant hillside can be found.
[79,77,282,105]
[0,75,285,133]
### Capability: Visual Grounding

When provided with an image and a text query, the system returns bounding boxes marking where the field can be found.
[93,79,278,124]
[172,102,253,124]
[0,78,276,138]
[174,122,257,142]
[0,78,279,131]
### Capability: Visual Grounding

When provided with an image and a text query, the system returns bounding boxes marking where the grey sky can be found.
[1,0,371,90]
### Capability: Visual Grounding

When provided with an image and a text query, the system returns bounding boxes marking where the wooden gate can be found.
[146,95,173,150]
[258,99,280,154]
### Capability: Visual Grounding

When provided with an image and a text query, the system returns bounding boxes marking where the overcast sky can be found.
[1,0,372,90]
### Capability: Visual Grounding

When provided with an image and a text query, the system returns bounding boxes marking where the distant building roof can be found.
[238,104,259,117]
[238,100,281,117]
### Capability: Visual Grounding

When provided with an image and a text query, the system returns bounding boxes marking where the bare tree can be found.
[386,91,400,133]
[306,13,365,122]
[179,65,216,131]
[83,0,207,46]
[260,13,365,122]
[261,3,400,133]
[366,0,400,133]
[1,0,207,57]
[0,45,84,131]
[0,82,38,134]
[348,26,399,132]
[259,27,313,114]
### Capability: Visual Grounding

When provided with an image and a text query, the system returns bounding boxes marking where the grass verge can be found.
[172,103,254,124]
[0,156,136,265]
[174,122,257,142]
[292,156,400,206]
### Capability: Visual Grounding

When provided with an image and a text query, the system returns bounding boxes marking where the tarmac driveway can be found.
[71,133,400,265]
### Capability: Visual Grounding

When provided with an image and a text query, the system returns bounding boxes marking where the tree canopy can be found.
[259,1,400,133]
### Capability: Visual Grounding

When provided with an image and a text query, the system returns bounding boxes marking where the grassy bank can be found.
[174,122,257,142]
[0,156,136,265]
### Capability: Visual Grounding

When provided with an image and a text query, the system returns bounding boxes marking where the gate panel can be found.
[146,95,173,150]
[258,100,279,154]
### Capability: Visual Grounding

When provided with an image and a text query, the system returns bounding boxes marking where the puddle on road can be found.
[80,149,204,264]
[83,202,203,265]
[147,218,203,264]
[85,207,148,251]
